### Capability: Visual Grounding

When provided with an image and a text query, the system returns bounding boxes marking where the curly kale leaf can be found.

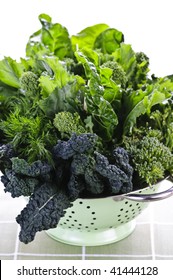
[1,170,39,197]
[11,157,52,178]
[16,183,72,244]
[67,174,85,200]
[95,147,133,194]
[1,158,53,197]
[71,154,104,194]
[53,133,98,159]
[0,144,15,170]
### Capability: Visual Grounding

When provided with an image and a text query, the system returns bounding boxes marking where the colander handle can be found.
[124,185,173,202]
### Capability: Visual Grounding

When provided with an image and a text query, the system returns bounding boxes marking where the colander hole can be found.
[118,214,121,217]
[125,215,128,218]
[129,204,132,207]
[125,201,128,204]
[86,206,91,209]
[121,221,124,224]
[79,201,83,204]
[118,219,121,222]
[78,224,82,226]
[66,219,69,222]
[69,215,72,218]
[91,223,94,225]
[120,208,123,211]
[71,224,74,226]
[85,226,89,228]
[94,228,98,230]
[92,212,95,214]
[63,222,67,224]
[74,220,77,222]
[109,226,113,228]
[93,218,96,220]
[126,210,129,213]
[136,203,139,206]
[71,211,75,214]
[68,227,71,228]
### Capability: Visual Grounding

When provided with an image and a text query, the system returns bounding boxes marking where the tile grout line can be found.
[149,205,156,260]
[82,246,86,260]
[13,225,20,260]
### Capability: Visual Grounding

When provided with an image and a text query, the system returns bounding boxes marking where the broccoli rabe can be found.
[101,60,128,88]
[129,51,150,88]
[53,111,86,138]
[124,136,173,185]
[20,71,39,94]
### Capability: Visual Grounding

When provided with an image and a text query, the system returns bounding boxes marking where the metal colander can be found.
[46,178,173,246]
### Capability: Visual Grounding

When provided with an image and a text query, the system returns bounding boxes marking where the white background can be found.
[0,0,173,77]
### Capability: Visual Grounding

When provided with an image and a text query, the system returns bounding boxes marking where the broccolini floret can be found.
[101,60,128,88]
[20,71,39,94]
[135,52,149,72]
[53,111,86,138]
[125,136,173,185]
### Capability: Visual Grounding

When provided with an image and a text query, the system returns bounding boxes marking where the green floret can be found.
[101,60,128,88]
[125,136,173,185]
[135,52,149,72]
[53,111,86,138]
[20,71,39,94]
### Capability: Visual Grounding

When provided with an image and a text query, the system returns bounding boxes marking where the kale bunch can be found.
[53,133,134,196]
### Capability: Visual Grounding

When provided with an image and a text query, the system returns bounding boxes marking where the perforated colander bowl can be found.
[46,178,173,246]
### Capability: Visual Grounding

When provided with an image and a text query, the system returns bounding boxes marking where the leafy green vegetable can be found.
[1,13,173,244]
[0,57,24,88]
[26,13,73,59]
[71,23,109,50]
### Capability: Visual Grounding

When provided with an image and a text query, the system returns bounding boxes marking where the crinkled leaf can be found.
[16,183,72,243]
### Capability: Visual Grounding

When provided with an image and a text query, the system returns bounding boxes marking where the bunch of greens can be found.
[1,13,173,243]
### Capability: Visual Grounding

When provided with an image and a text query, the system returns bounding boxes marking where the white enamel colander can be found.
[46,178,173,246]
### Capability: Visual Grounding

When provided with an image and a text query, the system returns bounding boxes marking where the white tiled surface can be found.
[1,179,173,260]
